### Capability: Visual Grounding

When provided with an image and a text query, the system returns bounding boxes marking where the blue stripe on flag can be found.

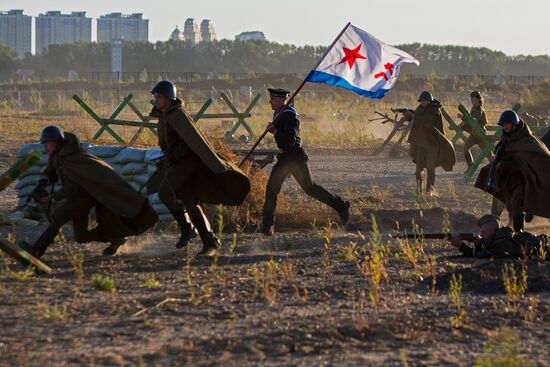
[305,70,390,99]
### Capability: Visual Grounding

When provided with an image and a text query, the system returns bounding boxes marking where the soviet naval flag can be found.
[305,23,419,99]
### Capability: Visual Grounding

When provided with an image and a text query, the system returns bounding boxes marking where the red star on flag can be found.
[338,43,367,69]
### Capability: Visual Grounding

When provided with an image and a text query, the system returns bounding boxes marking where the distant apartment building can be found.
[35,11,92,54]
[235,31,266,41]
[183,18,200,45]
[200,19,216,42]
[97,13,148,43]
[0,9,31,58]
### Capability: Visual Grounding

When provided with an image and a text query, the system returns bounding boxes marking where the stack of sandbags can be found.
[15,143,62,208]
[87,145,125,169]
[15,143,174,222]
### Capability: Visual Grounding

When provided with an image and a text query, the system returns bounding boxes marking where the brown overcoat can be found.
[45,132,158,236]
[475,121,550,218]
[408,100,456,171]
[149,99,250,205]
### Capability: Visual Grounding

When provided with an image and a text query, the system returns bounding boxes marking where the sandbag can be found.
[158,213,174,222]
[112,148,147,164]
[17,143,43,158]
[148,193,163,204]
[147,163,159,175]
[145,148,163,162]
[18,185,36,198]
[15,175,42,190]
[88,145,125,158]
[132,173,150,186]
[152,203,171,214]
[39,154,50,165]
[120,162,148,176]
[20,164,45,177]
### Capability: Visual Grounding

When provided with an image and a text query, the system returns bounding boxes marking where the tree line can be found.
[0,39,549,81]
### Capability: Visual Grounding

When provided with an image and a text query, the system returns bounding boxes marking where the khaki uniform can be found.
[42,132,158,246]
[463,105,493,166]
[458,226,548,259]
[408,100,456,193]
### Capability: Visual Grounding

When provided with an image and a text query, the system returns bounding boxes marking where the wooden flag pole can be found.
[238,22,352,167]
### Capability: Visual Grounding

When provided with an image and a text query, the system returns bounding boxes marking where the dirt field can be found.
[1,144,549,366]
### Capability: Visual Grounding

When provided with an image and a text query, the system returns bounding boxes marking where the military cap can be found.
[470,90,482,99]
[268,88,291,97]
[477,214,500,227]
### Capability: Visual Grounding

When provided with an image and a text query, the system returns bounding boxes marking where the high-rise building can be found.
[183,18,200,45]
[200,19,216,43]
[0,9,31,58]
[97,13,148,43]
[35,11,92,54]
[235,31,266,41]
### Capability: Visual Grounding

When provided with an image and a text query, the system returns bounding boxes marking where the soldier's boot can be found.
[525,213,534,223]
[464,153,474,168]
[172,207,198,248]
[513,214,525,233]
[196,232,221,257]
[415,174,423,195]
[102,238,126,256]
[18,225,58,259]
[339,201,351,226]
[426,170,436,196]
[261,214,275,236]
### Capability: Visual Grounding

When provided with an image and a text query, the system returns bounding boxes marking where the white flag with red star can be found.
[305,24,419,99]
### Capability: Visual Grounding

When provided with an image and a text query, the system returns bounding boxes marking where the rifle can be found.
[26,178,49,205]
[25,177,54,222]
[484,142,505,192]
[391,232,477,241]
[391,108,414,115]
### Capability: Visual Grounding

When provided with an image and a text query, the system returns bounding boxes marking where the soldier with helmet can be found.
[475,110,550,232]
[19,126,158,258]
[148,80,250,256]
[261,87,350,235]
[457,90,494,168]
[405,91,456,195]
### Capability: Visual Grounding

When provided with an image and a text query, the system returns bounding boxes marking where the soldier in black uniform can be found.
[261,88,350,235]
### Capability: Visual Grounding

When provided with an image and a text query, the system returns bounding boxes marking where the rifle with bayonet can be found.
[391,232,477,241]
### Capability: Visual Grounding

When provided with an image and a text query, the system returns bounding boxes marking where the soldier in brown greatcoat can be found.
[19,126,158,258]
[149,81,250,256]
[405,91,456,195]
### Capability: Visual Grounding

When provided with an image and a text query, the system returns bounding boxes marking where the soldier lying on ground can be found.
[404,91,456,195]
[19,126,158,258]
[475,110,550,232]
[449,215,549,259]
[149,80,250,256]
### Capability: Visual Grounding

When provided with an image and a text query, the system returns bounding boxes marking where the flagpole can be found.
[238,22,352,167]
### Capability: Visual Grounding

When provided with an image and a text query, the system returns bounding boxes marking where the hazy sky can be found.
[2,0,549,56]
